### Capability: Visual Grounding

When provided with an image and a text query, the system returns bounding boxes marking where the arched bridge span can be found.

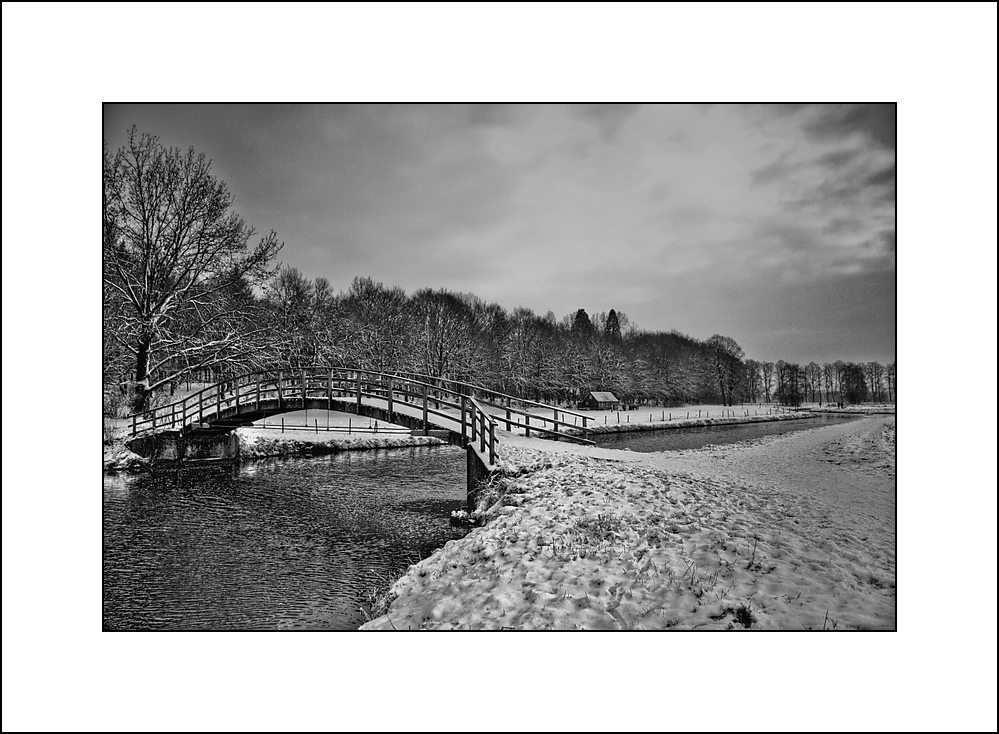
[124,367,594,470]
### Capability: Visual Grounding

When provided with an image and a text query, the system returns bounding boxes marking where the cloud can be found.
[805,103,896,150]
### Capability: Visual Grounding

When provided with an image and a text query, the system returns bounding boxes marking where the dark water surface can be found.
[103,445,467,630]
[592,413,863,453]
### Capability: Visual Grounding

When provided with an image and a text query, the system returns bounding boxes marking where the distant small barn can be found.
[579,391,620,410]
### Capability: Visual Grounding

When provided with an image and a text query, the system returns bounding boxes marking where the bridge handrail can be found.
[383,369,592,421]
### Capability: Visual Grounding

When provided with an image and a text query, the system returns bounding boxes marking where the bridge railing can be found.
[381,370,593,441]
[465,396,497,466]
[125,367,593,450]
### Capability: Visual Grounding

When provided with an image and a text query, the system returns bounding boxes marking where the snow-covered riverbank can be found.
[103,427,446,473]
[361,415,896,630]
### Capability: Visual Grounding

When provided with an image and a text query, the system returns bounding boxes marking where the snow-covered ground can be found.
[360,414,896,630]
[236,426,444,459]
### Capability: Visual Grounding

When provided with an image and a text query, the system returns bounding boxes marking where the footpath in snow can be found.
[361,415,896,630]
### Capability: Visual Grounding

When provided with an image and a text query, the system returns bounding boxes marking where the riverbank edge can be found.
[102,430,447,474]
[574,410,820,437]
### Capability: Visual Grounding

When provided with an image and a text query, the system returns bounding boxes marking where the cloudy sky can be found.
[104,103,895,364]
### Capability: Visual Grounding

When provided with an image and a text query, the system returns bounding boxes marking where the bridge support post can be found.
[466,445,495,513]
[461,397,467,440]
[328,368,334,410]
[422,384,429,430]
[387,377,393,421]
[489,422,496,465]
[277,370,283,410]
[356,372,362,411]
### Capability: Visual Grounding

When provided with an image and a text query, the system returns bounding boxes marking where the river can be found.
[591,413,863,452]
[103,445,467,630]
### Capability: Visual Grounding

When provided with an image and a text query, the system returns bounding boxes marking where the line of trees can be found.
[103,129,896,415]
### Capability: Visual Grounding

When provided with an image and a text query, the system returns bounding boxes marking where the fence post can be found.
[461,396,467,440]
[480,413,486,453]
[277,370,283,408]
[356,371,362,411]
[525,414,531,437]
[470,402,476,442]
[387,377,393,420]
[489,421,495,466]
[505,408,511,432]
[328,368,334,410]
[422,384,429,429]
[553,409,559,441]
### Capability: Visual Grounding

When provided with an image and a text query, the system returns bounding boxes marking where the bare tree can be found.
[744,359,762,403]
[103,128,282,411]
[704,335,745,405]
[822,363,836,404]
[338,276,412,372]
[760,361,775,403]
[805,362,822,403]
[864,361,886,402]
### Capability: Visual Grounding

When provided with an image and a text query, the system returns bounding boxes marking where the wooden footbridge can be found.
[123,367,594,491]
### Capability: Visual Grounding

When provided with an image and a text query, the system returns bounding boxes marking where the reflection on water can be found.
[103,446,467,630]
[592,414,862,453]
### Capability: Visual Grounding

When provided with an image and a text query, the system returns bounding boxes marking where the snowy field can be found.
[361,415,896,630]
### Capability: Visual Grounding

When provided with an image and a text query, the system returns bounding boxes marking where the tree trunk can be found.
[131,334,152,413]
